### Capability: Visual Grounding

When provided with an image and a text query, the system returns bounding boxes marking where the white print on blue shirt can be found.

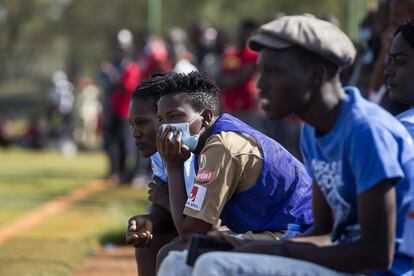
[311,159,359,242]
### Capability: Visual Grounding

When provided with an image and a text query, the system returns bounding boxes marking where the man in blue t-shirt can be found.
[180,15,414,276]
[126,76,196,276]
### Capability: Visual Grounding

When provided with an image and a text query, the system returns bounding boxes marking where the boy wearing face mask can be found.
[155,71,313,269]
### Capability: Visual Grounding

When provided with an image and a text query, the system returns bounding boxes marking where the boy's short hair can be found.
[156,71,221,116]
[131,74,165,110]
[395,19,414,48]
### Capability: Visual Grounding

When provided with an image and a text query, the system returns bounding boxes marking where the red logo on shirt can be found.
[408,210,414,219]
[195,169,216,183]
[189,186,199,202]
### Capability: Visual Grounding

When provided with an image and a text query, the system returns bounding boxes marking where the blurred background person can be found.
[73,77,102,150]
[0,115,14,148]
[46,70,76,157]
[139,32,172,80]
[168,27,198,74]
[218,19,258,123]
[368,0,414,114]
[99,29,143,185]
[19,116,44,150]
[199,28,230,82]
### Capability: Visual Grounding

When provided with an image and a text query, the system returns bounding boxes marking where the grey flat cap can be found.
[248,15,356,67]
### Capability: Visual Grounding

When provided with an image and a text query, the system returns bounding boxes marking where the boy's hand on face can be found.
[126,216,153,248]
[156,126,191,166]
[148,177,170,210]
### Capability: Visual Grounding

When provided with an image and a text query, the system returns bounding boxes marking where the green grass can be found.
[0,148,106,227]
[0,148,149,275]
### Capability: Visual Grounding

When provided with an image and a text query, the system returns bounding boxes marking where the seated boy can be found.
[154,71,314,268]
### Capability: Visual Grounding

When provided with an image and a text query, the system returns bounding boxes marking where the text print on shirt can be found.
[185,184,207,211]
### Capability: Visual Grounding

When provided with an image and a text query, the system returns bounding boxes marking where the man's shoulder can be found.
[397,108,414,131]
[205,131,261,156]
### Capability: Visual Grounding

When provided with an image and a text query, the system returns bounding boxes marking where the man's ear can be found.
[308,65,325,89]
[201,109,213,127]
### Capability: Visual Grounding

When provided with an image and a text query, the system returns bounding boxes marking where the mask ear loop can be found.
[187,110,205,140]
[188,111,204,126]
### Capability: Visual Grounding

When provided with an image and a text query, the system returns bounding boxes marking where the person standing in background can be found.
[99,29,143,184]
[218,19,258,123]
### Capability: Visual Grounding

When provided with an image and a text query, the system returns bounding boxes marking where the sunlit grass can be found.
[0,148,107,227]
[0,148,149,275]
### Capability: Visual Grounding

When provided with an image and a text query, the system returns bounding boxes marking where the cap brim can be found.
[248,32,292,52]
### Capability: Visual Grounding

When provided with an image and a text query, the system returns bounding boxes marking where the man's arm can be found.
[148,176,170,212]
[284,180,396,273]
[290,182,333,245]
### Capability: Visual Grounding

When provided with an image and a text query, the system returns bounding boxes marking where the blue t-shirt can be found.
[397,108,414,139]
[301,87,414,275]
[397,108,414,259]
[150,152,196,196]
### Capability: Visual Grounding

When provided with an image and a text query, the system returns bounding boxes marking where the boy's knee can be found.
[156,243,173,267]
[157,250,190,276]
[193,252,223,275]
[156,239,186,269]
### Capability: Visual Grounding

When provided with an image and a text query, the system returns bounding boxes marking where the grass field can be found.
[0,148,148,275]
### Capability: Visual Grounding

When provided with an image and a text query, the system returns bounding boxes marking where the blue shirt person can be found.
[385,20,414,265]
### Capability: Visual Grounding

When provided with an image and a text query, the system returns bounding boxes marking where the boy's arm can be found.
[148,176,170,212]
[157,127,212,241]
[166,162,212,241]
[126,203,175,247]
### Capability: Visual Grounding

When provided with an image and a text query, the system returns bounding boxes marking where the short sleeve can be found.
[400,200,414,257]
[348,123,404,194]
[183,135,242,225]
[300,125,315,180]
[182,153,196,196]
[400,120,414,140]
[150,153,168,183]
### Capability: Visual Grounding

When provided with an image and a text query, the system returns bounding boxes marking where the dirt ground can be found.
[72,246,137,276]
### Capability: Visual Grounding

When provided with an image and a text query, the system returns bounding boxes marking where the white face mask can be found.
[160,113,202,151]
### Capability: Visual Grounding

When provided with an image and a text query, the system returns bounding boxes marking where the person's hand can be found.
[156,126,191,166]
[126,216,153,248]
[148,177,169,210]
[206,230,247,248]
[231,240,283,254]
[207,231,285,255]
